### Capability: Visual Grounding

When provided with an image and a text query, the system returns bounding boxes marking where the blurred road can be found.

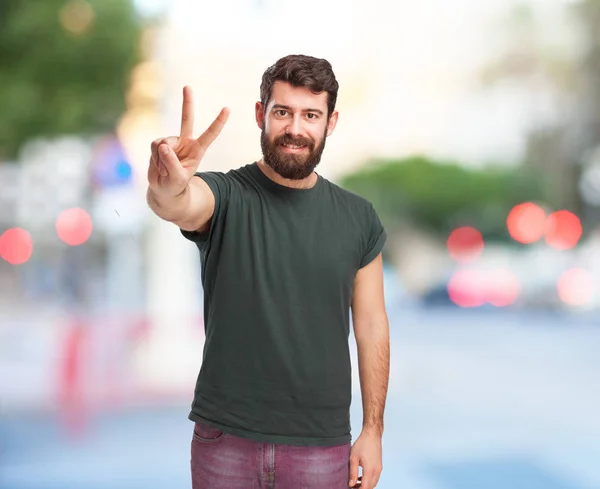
[1,307,599,489]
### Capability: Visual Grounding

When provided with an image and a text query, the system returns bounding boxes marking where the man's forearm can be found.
[356,322,390,435]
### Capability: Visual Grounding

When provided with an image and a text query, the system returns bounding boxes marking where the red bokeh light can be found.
[56,208,93,246]
[0,228,33,265]
[447,269,487,308]
[447,226,484,263]
[545,210,582,250]
[448,267,520,308]
[557,268,595,306]
[507,202,547,244]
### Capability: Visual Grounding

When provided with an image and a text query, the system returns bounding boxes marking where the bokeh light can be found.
[448,268,520,308]
[507,202,547,244]
[59,0,95,36]
[55,208,93,246]
[486,268,520,307]
[0,228,33,265]
[557,268,595,306]
[545,210,582,250]
[447,226,484,263]
[447,269,487,308]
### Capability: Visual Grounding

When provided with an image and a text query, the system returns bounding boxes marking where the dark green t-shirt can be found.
[181,162,386,446]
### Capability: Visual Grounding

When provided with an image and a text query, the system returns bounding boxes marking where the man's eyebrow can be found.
[271,104,324,115]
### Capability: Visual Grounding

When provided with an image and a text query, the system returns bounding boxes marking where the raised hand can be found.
[148,86,229,198]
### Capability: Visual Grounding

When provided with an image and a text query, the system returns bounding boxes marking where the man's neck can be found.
[257,159,318,189]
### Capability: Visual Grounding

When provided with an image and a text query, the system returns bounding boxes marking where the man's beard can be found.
[260,127,327,180]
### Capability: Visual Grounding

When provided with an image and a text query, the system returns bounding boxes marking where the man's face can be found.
[256,81,338,180]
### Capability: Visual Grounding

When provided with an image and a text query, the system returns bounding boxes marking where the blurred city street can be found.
[1,306,599,489]
[3,0,600,488]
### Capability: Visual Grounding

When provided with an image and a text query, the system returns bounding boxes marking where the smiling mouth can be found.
[280,143,307,150]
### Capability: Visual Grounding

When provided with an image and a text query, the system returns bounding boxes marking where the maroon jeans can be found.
[190,421,352,489]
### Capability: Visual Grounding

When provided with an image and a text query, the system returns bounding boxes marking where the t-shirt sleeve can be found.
[180,171,231,245]
[359,203,387,268]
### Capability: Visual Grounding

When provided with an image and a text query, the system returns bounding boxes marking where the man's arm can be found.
[145,85,228,234]
[352,252,390,433]
[147,175,215,233]
[348,252,389,489]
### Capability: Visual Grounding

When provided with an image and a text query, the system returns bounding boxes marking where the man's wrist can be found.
[361,423,384,437]
[147,184,190,221]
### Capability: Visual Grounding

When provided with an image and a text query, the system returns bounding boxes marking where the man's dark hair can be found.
[260,54,339,117]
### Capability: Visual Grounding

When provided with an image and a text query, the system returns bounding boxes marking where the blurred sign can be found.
[16,137,92,233]
[91,135,132,189]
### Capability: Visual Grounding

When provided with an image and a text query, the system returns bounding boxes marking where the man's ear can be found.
[255,101,265,130]
[326,110,339,137]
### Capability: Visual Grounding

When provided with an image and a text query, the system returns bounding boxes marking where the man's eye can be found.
[306,113,317,119]
[275,110,287,116]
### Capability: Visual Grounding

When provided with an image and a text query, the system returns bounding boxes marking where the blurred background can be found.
[1,0,600,488]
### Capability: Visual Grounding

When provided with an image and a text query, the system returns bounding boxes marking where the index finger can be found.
[197,107,230,149]
[180,86,194,139]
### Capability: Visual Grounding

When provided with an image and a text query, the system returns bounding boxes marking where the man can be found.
[147,54,390,489]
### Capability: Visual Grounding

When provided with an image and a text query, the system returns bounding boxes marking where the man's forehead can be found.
[269,81,328,110]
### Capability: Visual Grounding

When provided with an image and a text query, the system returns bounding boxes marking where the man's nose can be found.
[285,115,303,138]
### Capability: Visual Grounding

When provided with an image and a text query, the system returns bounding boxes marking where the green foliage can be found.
[340,156,553,242]
[0,0,142,160]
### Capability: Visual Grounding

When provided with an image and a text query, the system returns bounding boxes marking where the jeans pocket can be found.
[192,422,225,443]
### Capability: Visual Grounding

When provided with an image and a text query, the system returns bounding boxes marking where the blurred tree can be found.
[340,156,552,244]
[0,0,142,160]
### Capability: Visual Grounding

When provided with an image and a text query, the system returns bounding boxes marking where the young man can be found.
[147,54,389,489]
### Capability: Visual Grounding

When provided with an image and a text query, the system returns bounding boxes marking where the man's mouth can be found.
[280,142,307,151]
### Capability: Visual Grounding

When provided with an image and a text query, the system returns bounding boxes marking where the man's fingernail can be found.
[159,145,168,155]
[349,481,353,487]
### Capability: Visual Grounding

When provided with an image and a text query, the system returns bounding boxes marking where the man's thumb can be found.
[158,144,180,172]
